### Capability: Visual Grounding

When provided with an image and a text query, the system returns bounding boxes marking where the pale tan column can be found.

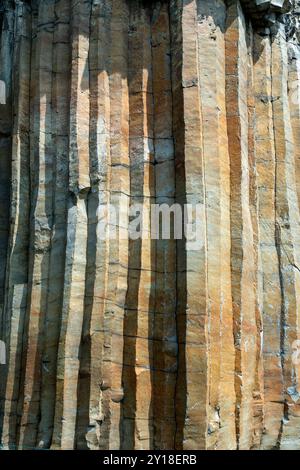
[0,1,31,449]
[197,0,236,450]
[171,0,208,450]
[53,0,92,450]
[225,0,258,450]
[99,0,130,450]
[271,26,300,450]
[18,0,56,449]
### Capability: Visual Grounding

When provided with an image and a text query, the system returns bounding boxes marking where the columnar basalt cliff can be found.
[1,0,300,450]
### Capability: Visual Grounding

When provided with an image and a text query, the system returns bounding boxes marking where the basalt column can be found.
[1,0,300,451]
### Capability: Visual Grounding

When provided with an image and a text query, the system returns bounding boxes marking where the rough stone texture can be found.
[239,0,293,25]
[0,0,300,450]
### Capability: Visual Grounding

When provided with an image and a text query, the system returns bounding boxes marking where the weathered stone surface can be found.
[0,0,300,450]
[239,0,293,25]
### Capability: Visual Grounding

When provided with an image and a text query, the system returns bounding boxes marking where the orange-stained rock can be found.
[1,0,300,450]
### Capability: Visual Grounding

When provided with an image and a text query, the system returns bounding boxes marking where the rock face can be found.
[1,0,300,450]
[240,0,293,25]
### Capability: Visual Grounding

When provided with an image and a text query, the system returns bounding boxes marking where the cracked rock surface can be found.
[1,0,300,451]
[239,0,293,24]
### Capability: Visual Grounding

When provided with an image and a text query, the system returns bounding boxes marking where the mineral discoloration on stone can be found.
[1,0,300,450]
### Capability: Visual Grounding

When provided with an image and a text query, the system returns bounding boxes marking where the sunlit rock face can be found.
[1,0,300,450]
